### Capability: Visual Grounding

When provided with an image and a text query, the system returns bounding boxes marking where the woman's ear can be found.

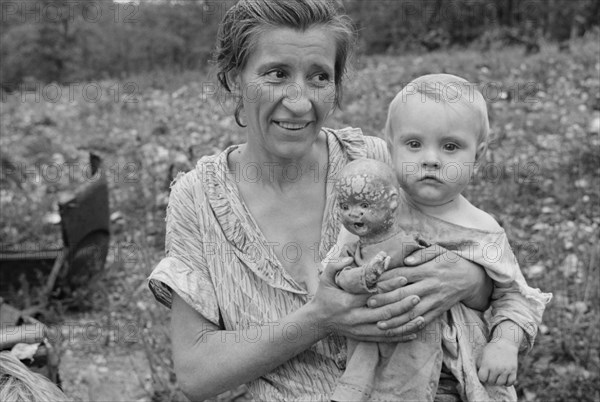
[225,70,241,95]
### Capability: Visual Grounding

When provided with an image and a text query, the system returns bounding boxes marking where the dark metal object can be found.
[0,299,61,386]
[0,153,110,306]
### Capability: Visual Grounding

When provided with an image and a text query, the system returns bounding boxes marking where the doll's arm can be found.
[335,251,390,294]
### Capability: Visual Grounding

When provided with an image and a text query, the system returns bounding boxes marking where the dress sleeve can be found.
[473,233,552,353]
[147,171,221,327]
[332,127,391,165]
[364,135,392,166]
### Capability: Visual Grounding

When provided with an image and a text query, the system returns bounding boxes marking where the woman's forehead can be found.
[248,26,336,70]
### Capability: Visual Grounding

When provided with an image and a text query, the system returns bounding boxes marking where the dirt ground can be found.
[57,313,153,402]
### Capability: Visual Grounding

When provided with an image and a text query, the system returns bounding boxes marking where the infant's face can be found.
[389,95,481,207]
[336,174,396,238]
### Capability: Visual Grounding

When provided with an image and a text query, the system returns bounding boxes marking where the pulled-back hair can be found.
[214,0,356,126]
[385,73,491,160]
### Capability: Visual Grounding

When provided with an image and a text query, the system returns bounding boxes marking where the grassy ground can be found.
[1,33,598,401]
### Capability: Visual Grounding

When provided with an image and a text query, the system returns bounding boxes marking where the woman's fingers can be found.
[369,279,431,308]
[478,367,490,383]
[404,244,447,266]
[373,294,445,335]
[377,317,425,341]
[496,373,508,386]
[375,274,407,293]
[507,372,517,386]
[368,293,422,324]
[339,321,419,343]
[320,257,354,284]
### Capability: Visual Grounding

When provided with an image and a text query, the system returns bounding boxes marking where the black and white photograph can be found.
[0,0,598,401]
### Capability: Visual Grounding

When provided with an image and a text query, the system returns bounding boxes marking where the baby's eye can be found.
[407,140,421,149]
[340,203,349,211]
[360,202,370,209]
[443,143,459,151]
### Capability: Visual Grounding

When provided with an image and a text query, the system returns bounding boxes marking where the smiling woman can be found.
[147,1,493,401]
[227,27,337,162]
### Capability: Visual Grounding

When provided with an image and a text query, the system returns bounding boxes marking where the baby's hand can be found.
[477,338,519,386]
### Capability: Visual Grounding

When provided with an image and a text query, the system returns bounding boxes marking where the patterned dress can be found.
[148,128,390,401]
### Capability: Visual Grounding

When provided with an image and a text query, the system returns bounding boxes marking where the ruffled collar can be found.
[196,128,368,294]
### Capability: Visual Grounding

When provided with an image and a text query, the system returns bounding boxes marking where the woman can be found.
[148,1,491,400]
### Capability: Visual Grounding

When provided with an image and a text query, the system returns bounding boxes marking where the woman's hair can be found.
[214,0,356,126]
[0,352,69,402]
[384,73,491,161]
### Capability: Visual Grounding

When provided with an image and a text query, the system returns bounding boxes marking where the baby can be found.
[332,74,552,402]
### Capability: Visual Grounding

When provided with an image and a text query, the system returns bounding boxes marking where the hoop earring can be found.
[234,100,246,128]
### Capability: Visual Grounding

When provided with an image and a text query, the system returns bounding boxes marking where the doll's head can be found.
[336,159,399,241]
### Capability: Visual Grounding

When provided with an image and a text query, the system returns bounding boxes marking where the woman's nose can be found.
[281,82,312,115]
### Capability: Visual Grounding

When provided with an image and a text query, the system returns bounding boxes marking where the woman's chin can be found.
[266,136,321,161]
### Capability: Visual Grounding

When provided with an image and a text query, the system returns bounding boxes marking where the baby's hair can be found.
[384,73,490,161]
[0,352,69,402]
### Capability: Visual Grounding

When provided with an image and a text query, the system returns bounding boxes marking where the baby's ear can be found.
[475,141,488,163]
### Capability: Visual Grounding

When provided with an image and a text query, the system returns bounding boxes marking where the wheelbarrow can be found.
[0,153,110,310]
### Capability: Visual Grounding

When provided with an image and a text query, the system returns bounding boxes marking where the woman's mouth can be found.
[274,121,310,130]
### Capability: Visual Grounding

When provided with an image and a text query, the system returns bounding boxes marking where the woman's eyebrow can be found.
[309,62,334,75]
[257,61,289,71]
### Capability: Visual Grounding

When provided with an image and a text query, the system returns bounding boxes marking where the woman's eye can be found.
[360,202,369,209]
[407,141,421,149]
[312,73,331,85]
[266,69,286,80]
[444,143,458,151]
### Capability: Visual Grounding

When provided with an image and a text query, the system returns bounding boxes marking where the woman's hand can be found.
[366,245,492,338]
[309,257,425,342]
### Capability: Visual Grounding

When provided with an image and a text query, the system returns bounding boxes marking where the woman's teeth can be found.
[276,121,308,130]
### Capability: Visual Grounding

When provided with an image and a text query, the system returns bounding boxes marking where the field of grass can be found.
[1,32,598,401]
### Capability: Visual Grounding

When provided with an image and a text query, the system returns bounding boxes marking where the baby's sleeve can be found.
[475,233,552,352]
[148,172,221,327]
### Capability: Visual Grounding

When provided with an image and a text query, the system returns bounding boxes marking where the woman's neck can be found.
[232,137,327,190]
